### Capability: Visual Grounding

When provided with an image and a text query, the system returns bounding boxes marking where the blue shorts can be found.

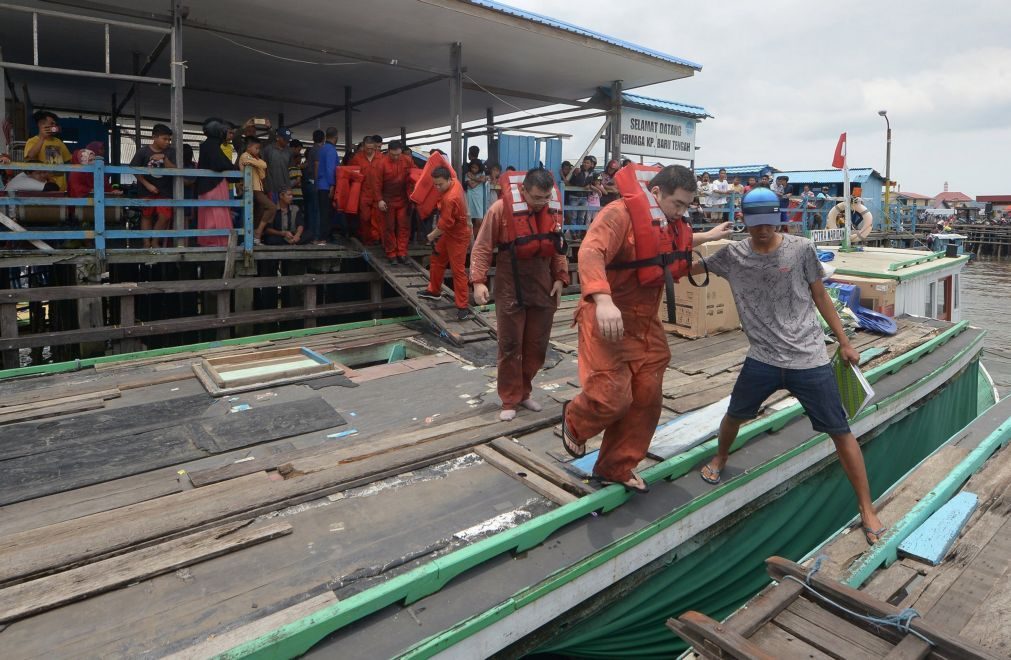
[727,357,850,435]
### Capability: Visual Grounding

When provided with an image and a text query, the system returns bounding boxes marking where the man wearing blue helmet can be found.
[694,187,885,544]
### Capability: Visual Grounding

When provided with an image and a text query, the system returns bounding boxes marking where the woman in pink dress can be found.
[195,118,237,247]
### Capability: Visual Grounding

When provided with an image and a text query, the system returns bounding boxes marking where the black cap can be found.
[388,140,403,150]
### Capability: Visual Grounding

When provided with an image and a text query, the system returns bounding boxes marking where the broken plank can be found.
[474,446,576,505]
[0,407,560,585]
[488,437,593,496]
[0,521,292,624]
[0,388,120,415]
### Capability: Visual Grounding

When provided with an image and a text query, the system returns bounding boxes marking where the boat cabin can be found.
[822,246,969,323]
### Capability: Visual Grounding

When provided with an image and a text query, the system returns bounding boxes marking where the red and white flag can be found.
[831,132,847,169]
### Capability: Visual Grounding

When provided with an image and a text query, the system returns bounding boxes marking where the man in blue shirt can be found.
[315,127,342,244]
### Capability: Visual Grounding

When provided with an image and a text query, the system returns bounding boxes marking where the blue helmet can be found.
[741,187,782,227]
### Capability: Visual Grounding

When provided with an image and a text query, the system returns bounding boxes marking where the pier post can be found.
[344,86,352,159]
[608,80,622,164]
[449,42,463,172]
[169,1,186,243]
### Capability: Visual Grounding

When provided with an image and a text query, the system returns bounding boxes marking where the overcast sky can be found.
[494,0,1011,197]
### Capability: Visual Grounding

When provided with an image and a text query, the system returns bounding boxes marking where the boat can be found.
[0,244,998,659]
[671,395,1011,658]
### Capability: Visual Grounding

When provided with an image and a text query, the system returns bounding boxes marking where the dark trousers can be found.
[316,189,347,241]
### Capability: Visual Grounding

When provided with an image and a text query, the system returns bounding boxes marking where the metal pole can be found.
[486,107,497,164]
[843,160,852,252]
[608,80,623,164]
[0,47,7,156]
[449,42,463,172]
[132,51,142,151]
[170,0,185,241]
[343,85,352,159]
[885,122,892,228]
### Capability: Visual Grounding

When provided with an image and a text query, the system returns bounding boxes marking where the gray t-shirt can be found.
[262,142,291,194]
[706,234,828,369]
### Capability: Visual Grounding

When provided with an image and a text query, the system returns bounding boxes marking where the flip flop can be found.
[863,525,888,545]
[700,463,722,485]
[596,474,650,495]
[560,401,585,459]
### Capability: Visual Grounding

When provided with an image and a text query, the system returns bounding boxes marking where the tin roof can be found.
[695,165,778,176]
[619,92,711,118]
[772,168,884,184]
[467,1,703,71]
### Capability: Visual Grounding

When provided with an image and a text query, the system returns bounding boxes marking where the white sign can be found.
[619,106,696,160]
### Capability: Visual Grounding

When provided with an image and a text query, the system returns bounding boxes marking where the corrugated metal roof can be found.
[466,1,703,71]
[620,92,711,118]
[695,165,777,176]
[772,168,884,184]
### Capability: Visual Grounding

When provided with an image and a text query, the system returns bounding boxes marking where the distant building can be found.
[976,194,1011,217]
[895,192,932,209]
[931,190,983,221]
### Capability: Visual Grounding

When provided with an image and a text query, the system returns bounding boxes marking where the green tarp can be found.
[533,360,981,659]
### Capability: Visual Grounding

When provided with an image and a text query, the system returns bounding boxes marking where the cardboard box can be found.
[826,274,897,317]
[660,239,740,338]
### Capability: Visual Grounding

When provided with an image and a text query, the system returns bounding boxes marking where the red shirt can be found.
[349,151,384,201]
[436,180,471,240]
[379,155,413,206]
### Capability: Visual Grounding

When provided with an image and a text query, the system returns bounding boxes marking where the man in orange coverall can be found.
[562,164,731,492]
[377,140,414,264]
[349,135,384,244]
[470,169,570,421]
[417,167,473,321]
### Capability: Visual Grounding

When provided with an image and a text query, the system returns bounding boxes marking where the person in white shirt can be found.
[710,168,732,220]
[5,170,57,193]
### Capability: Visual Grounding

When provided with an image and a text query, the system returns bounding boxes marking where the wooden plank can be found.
[0,388,120,415]
[0,302,17,370]
[668,382,736,414]
[0,521,292,624]
[663,369,738,400]
[766,556,1002,660]
[473,445,577,505]
[163,591,337,660]
[882,635,931,660]
[898,491,978,565]
[0,398,106,426]
[679,345,749,376]
[729,580,804,637]
[667,611,777,660]
[489,437,594,496]
[862,563,922,604]
[748,622,834,660]
[186,404,504,487]
[778,597,895,659]
[0,211,54,251]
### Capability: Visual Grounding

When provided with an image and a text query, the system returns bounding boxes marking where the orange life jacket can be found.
[335,167,363,214]
[409,151,455,219]
[497,171,565,259]
[606,164,707,323]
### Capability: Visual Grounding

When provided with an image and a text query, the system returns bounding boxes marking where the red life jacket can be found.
[335,167,362,214]
[607,164,695,287]
[409,151,455,219]
[497,171,565,259]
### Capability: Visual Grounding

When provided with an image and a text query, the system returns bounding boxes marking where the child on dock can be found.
[239,137,275,245]
[694,187,885,544]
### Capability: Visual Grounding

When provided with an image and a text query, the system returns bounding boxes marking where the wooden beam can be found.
[488,437,593,496]
[0,297,408,350]
[0,271,381,303]
[728,580,805,637]
[0,521,292,623]
[473,446,577,506]
[765,557,1001,660]
[0,213,54,251]
[667,611,777,660]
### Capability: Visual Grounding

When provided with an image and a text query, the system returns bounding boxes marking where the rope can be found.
[782,555,935,646]
[207,32,359,67]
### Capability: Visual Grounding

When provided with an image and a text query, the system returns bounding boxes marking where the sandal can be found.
[596,473,650,495]
[561,401,585,459]
[700,462,722,485]
[862,525,888,545]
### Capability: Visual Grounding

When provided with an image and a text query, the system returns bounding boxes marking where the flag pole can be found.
[842,160,852,252]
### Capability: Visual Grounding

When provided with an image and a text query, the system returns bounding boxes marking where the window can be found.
[925,282,935,317]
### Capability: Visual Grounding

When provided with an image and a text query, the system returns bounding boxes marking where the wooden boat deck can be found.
[0,307,974,658]
[674,396,1011,659]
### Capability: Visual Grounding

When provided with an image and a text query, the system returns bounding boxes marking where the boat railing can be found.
[1,159,254,259]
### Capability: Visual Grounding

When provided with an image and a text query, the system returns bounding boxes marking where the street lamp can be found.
[878,110,892,228]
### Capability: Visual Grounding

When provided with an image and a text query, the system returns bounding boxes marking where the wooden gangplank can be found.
[668,556,1002,659]
[356,242,495,346]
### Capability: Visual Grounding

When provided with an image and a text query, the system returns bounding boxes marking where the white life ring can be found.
[827,202,873,242]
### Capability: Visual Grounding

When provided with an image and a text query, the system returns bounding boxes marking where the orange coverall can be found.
[378,155,414,258]
[425,179,472,309]
[349,151,384,244]
[470,200,570,410]
[563,201,670,483]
